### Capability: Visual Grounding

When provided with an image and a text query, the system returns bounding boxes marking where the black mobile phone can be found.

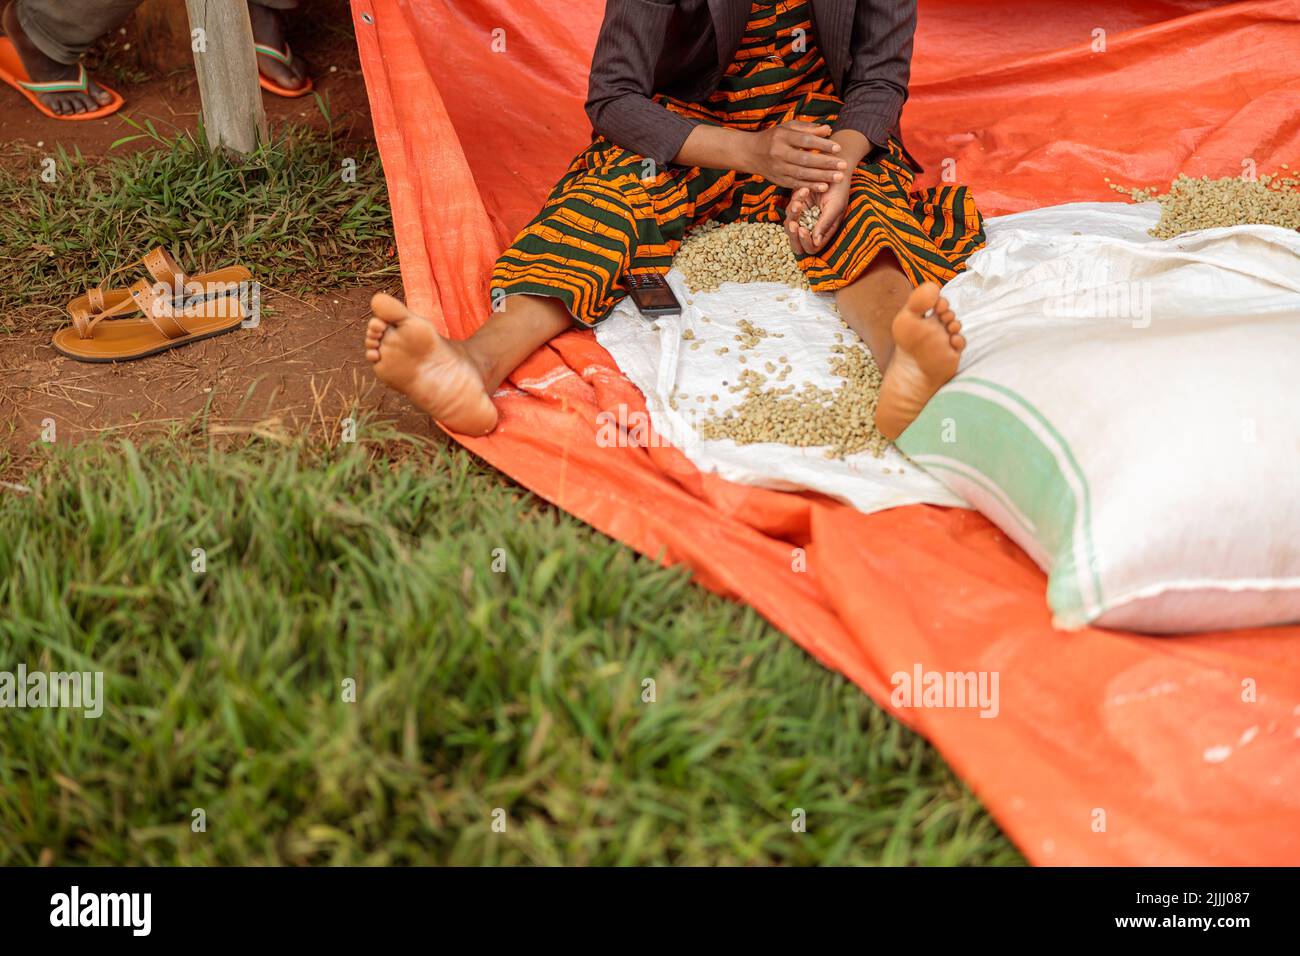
[625,272,682,318]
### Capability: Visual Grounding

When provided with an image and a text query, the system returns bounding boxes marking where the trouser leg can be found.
[14,0,141,64]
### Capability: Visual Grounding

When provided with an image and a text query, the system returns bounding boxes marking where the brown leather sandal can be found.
[53,249,253,362]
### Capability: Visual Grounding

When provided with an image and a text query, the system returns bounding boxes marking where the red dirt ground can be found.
[0,5,441,469]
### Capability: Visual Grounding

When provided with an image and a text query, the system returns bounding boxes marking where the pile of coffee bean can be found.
[697,341,889,459]
[1110,168,1300,238]
[674,220,809,292]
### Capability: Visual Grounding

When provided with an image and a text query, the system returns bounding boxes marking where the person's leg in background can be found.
[2,0,138,114]
[247,0,308,92]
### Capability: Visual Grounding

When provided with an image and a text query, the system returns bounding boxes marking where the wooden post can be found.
[184,0,268,155]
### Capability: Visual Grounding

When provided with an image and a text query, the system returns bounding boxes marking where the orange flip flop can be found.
[53,249,253,362]
[0,37,123,120]
[255,42,313,98]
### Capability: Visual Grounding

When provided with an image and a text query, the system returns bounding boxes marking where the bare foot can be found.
[2,2,112,115]
[874,282,965,440]
[365,293,499,436]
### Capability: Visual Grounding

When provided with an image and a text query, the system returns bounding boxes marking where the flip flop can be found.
[0,37,123,121]
[255,42,313,98]
[53,249,253,362]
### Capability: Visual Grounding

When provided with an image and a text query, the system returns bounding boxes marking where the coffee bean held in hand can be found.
[798,205,822,234]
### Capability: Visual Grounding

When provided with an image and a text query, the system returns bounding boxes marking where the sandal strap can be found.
[254,43,294,67]
[128,279,191,340]
[19,63,89,95]
[142,247,187,292]
[70,289,143,338]
[69,301,99,339]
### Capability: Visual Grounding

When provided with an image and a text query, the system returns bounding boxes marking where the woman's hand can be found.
[785,177,851,255]
[784,129,869,254]
[745,122,848,192]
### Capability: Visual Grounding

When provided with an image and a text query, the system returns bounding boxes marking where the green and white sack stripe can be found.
[898,377,1104,628]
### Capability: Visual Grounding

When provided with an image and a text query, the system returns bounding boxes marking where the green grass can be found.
[0,428,1020,865]
[0,121,397,332]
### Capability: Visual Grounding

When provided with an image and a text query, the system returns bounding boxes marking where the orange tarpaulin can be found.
[351,0,1300,864]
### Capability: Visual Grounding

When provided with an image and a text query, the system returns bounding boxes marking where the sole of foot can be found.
[364,293,499,437]
[2,2,112,115]
[874,282,965,441]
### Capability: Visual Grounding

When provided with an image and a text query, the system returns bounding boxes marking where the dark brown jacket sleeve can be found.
[834,0,916,148]
[586,0,701,167]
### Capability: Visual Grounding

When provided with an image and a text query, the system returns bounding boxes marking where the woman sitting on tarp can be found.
[366,0,985,441]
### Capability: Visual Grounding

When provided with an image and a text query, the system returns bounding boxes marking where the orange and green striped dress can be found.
[490,0,985,326]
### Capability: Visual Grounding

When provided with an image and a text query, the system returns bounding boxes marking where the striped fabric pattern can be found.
[491,0,985,326]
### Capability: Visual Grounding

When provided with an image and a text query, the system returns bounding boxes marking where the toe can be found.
[904,281,942,315]
[365,348,380,362]
[370,292,410,324]
[259,56,307,91]
[951,333,966,351]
